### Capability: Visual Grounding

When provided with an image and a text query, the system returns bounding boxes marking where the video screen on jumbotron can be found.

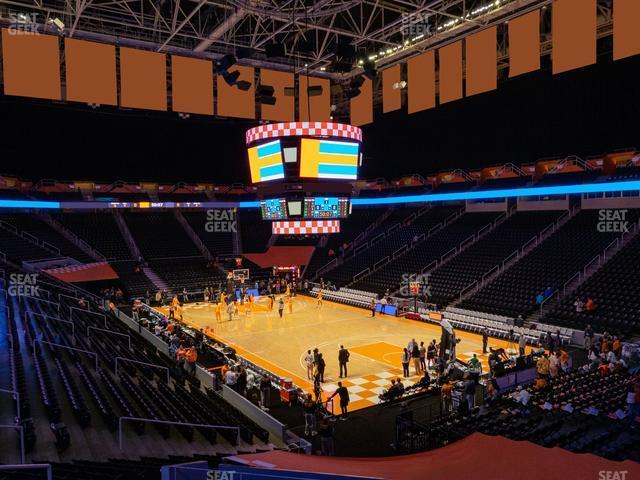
[299,138,360,180]
[248,140,285,183]
[260,198,288,220]
[303,197,350,218]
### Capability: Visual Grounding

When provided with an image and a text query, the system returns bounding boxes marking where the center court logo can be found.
[205,209,237,233]
[597,209,629,233]
[8,273,39,297]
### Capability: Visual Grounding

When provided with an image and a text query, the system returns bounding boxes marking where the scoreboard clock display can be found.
[303,197,350,219]
[260,198,288,220]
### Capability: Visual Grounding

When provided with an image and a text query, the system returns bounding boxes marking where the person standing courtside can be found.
[338,345,350,378]
[482,329,488,354]
[328,381,350,420]
[370,299,376,317]
[401,348,410,377]
[278,298,285,318]
[305,350,314,380]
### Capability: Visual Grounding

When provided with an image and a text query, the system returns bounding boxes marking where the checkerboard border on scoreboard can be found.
[246,122,363,145]
[272,220,340,234]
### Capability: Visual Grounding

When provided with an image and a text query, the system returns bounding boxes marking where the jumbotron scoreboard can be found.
[247,122,362,235]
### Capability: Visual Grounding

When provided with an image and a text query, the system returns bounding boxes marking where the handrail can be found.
[387,222,401,234]
[539,290,559,314]
[88,326,131,349]
[68,306,108,328]
[521,235,538,254]
[41,241,61,255]
[440,247,457,262]
[0,426,25,464]
[459,234,475,249]
[459,280,478,301]
[374,256,390,270]
[33,339,99,369]
[428,223,443,235]
[393,245,408,257]
[502,249,519,268]
[352,268,370,283]
[118,416,240,449]
[421,259,438,274]
[602,238,619,261]
[114,357,170,383]
[0,387,21,421]
[0,464,51,478]
[562,271,582,296]
[482,265,499,283]
[0,220,18,233]
[583,254,601,276]
[25,311,75,336]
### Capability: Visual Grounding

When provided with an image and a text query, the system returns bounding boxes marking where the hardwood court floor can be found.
[163,295,521,412]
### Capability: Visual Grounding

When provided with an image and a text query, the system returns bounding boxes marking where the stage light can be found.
[393,81,407,90]
[49,17,65,32]
[216,54,236,74]
[236,80,252,91]
[257,84,276,105]
[223,70,240,86]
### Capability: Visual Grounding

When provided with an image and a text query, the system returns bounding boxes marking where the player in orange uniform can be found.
[215,301,222,322]
[288,295,293,314]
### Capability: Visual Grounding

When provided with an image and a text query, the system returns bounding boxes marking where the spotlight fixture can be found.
[257,84,276,105]
[216,54,236,74]
[392,80,407,90]
[49,17,65,33]
[223,70,240,86]
[236,80,252,91]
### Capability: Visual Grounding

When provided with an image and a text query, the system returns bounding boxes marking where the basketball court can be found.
[161,294,524,412]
